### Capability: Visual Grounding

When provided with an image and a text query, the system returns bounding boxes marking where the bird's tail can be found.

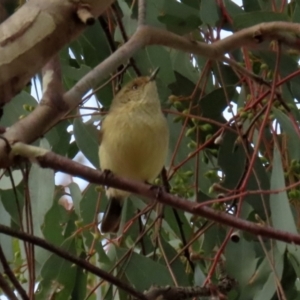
[101,197,123,233]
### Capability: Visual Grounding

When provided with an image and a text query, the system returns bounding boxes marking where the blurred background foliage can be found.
[1,0,300,299]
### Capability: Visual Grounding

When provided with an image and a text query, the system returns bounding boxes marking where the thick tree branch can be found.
[10,142,300,246]
[1,22,300,167]
[0,0,114,105]
[41,55,65,109]
[64,22,300,106]
[144,277,237,300]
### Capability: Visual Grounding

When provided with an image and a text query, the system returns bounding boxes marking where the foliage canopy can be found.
[1,0,300,299]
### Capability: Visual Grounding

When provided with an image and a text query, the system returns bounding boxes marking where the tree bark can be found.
[0,0,114,104]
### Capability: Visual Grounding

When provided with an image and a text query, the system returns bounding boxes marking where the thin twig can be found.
[0,246,29,300]
[111,4,141,76]
[158,236,178,286]
[258,236,287,300]
[0,224,147,300]
[0,272,18,300]
[138,0,146,27]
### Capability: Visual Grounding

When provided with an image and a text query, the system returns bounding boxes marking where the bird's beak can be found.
[149,67,160,81]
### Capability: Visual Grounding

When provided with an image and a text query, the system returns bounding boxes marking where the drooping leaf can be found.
[0,91,37,127]
[73,118,99,167]
[273,108,300,161]
[115,248,174,291]
[200,0,221,26]
[36,238,79,300]
[233,12,289,29]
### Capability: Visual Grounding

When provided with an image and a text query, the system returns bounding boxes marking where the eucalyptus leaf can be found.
[116,248,174,291]
[73,118,99,167]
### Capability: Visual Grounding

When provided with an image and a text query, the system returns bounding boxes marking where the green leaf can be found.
[243,0,261,12]
[206,226,227,252]
[200,0,221,26]
[158,0,202,35]
[166,112,193,171]
[272,108,300,161]
[163,206,192,243]
[1,187,24,227]
[158,237,191,286]
[133,46,176,86]
[270,146,297,253]
[0,199,14,272]
[253,246,284,300]
[45,120,71,157]
[116,248,174,291]
[115,1,137,40]
[43,192,66,246]
[218,131,270,215]
[199,86,236,124]
[29,139,55,238]
[36,238,78,300]
[68,39,84,65]
[29,139,55,267]
[270,146,300,279]
[67,141,80,159]
[233,12,289,29]
[0,91,37,127]
[61,63,91,83]
[73,118,99,167]
[77,21,111,68]
[212,63,240,86]
[71,265,87,300]
[80,184,110,264]
[194,264,206,286]
[256,52,300,101]
[181,0,200,9]
[0,169,22,190]
[225,239,258,290]
[281,84,300,122]
[171,51,199,84]
[288,252,300,279]
[69,182,82,218]
[81,184,104,223]
[223,0,244,19]
[292,4,300,23]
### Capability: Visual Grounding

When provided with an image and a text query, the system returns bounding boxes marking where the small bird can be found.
[99,68,169,233]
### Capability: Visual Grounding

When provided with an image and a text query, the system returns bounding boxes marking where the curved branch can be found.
[65,21,300,106]
[0,0,114,104]
[10,142,300,246]
[1,22,300,166]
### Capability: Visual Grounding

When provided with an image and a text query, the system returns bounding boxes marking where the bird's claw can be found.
[148,184,163,200]
[103,169,114,180]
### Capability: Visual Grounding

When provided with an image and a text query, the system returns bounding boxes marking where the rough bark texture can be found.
[0,0,114,104]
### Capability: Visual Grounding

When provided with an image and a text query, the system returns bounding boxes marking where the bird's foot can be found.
[147,183,163,200]
[102,169,114,181]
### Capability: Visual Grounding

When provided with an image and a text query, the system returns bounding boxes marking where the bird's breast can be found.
[99,110,168,183]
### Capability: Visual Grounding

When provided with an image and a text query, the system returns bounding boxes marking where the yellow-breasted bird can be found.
[99,68,169,233]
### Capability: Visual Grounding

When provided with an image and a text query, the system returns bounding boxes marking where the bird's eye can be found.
[132,84,138,90]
